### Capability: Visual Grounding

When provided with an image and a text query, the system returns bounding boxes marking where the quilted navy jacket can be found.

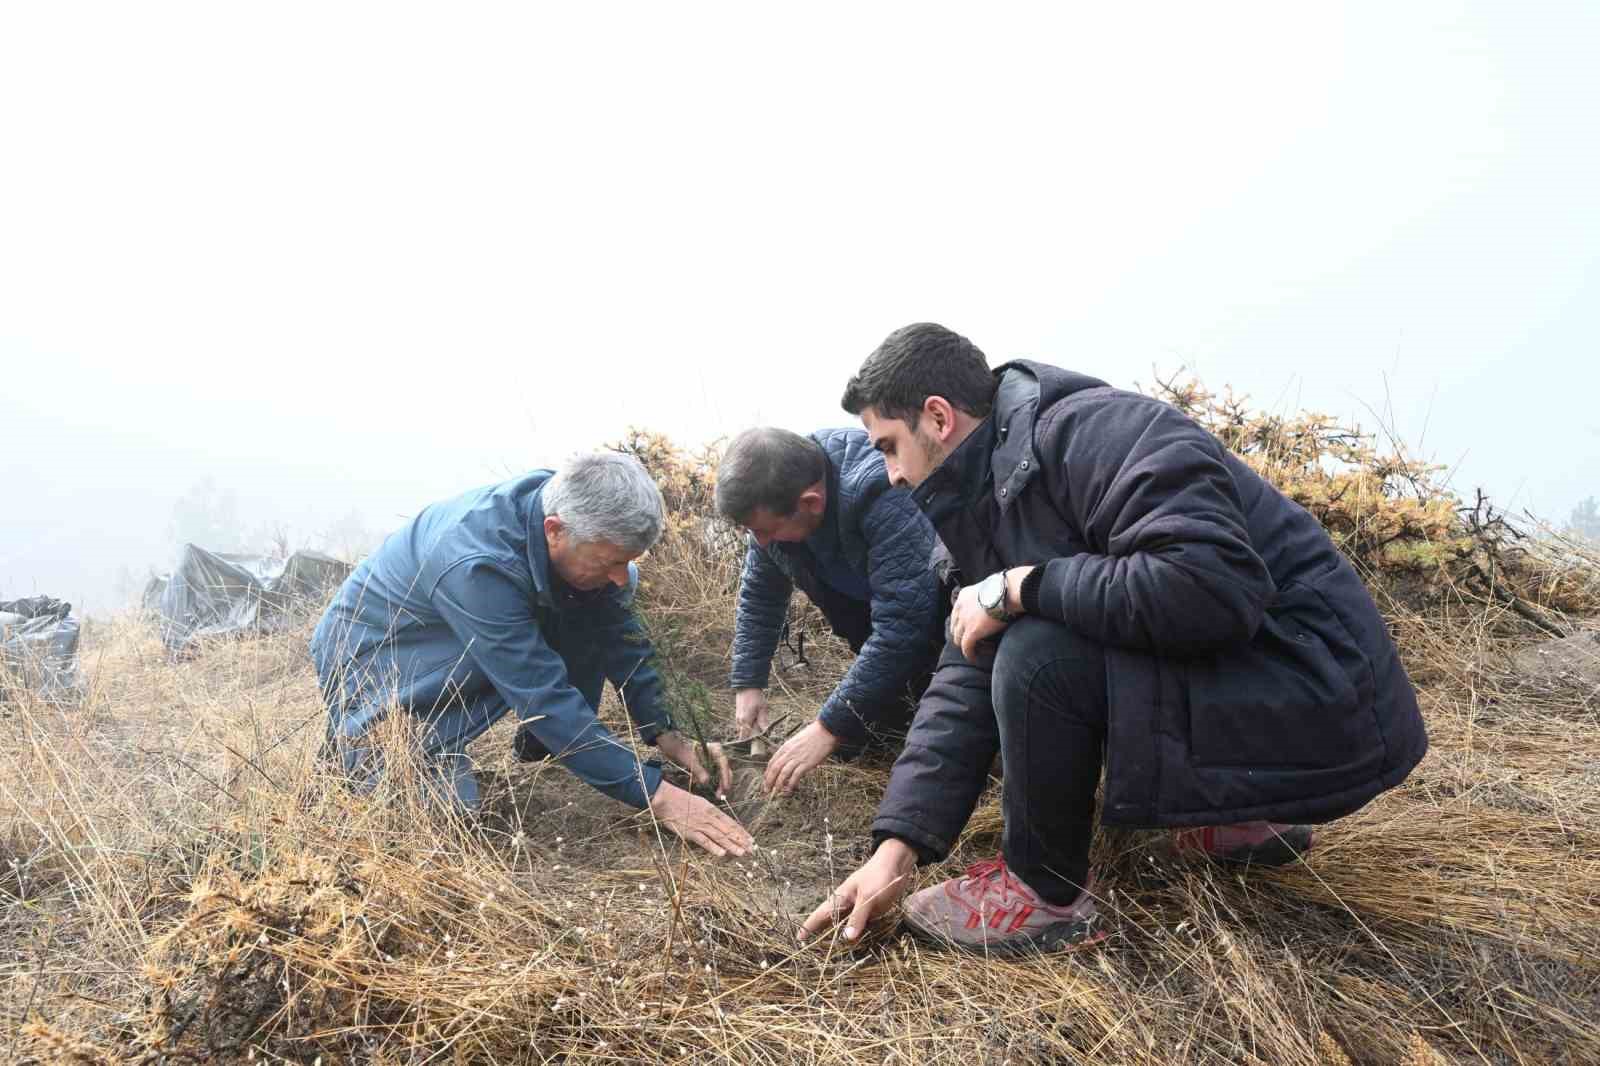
[728,429,944,744]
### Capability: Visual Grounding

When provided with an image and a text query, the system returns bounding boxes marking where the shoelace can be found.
[957,856,1031,909]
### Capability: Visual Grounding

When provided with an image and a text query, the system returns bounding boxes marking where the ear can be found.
[923,396,958,442]
[796,482,826,516]
[542,514,565,548]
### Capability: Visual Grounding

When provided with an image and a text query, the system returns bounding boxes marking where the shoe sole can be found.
[1173,827,1315,867]
[903,914,1108,958]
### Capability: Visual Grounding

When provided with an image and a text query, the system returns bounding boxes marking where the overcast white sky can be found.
[3,2,1597,614]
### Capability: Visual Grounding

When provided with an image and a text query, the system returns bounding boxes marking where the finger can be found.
[692,834,728,858]
[773,757,796,796]
[843,891,881,941]
[687,752,711,789]
[764,749,788,793]
[699,813,748,856]
[799,886,853,941]
[711,745,735,798]
[713,818,752,856]
[779,759,804,796]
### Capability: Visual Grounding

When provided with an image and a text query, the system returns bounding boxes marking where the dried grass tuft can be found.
[5,399,1600,1064]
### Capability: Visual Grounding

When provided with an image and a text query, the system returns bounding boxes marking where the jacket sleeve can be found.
[818,491,942,746]
[430,556,661,809]
[728,536,793,691]
[1029,397,1275,655]
[870,641,997,863]
[594,565,673,744]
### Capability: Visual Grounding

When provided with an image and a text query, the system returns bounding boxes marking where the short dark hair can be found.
[715,427,827,524]
[840,322,995,427]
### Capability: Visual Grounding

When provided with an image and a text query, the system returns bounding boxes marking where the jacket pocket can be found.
[1185,580,1380,770]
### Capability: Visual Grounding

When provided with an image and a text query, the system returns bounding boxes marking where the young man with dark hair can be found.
[716,426,945,794]
[800,323,1426,953]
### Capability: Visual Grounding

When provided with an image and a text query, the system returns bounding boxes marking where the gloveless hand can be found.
[764,719,840,795]
[798,837,918,942]
[655,730,735,799]
[648,779,753,858]
[950,582,1009,661]
[733,688,770,741]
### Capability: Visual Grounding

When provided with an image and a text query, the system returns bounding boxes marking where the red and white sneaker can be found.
[901,855,1106,956]
[1171,821,1314,866]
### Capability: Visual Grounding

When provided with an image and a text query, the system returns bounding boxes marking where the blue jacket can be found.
[310,472,673,808]
[728,428,944,744]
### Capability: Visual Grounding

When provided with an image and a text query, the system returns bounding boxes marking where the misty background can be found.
[3,2,1597,616]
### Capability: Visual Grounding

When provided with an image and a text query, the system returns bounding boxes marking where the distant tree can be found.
[319,510,383,562]
[246,521,294,560]
[169,477,244,550]
[1567,496,1600,543]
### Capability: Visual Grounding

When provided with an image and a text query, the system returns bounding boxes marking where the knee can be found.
[990,617,1105,712]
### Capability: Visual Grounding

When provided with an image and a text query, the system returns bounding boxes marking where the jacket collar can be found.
[911,411,997,528]
[525,480,558,610]
[807,449,847,555]
[910,363,1045,521]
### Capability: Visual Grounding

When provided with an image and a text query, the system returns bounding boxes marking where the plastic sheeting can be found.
[0,596,83,705]
[154,545,352,654]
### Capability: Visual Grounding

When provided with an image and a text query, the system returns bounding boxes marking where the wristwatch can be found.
[976,571,1015,622]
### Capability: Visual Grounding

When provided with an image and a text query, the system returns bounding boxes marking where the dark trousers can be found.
[988,616,1109,904]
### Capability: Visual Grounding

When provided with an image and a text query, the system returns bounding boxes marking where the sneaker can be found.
[512,727,554,763]
[901,856,1106,956]
[1170,821,1313,866]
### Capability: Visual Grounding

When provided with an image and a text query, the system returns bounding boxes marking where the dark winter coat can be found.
[728,429,944,746]
[873,361,1427,857]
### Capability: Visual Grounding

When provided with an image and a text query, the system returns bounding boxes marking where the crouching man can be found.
[311,452,752,859]
[801,323,1426,953]
[716,427,945,795]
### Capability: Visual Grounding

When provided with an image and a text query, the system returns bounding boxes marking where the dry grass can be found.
[5,410,1600,1064]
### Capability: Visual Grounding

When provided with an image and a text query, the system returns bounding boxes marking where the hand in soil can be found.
[799,837,917,942]
[648,779,754,858]
[656,730,735,798]
[764,719,840,795]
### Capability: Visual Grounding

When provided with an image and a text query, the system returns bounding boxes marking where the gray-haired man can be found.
[717,428,945,795]
[312,452,752,858]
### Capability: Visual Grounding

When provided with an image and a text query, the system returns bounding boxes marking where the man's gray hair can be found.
[543,452,665,554]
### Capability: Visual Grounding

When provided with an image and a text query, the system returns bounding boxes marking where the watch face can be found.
[979,573,1004,609]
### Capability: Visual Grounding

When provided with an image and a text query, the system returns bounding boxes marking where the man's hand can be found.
[655,730,735,799]
[733,688,771,742]
[950,582,1010,662]
[648,780,753,858]
[764,719,840,795]
[798,837,918,942]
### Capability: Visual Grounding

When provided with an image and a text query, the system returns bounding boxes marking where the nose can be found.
[609,564,630,588]
[886,459,904,487]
